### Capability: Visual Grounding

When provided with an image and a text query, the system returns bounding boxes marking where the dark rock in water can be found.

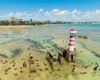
[93,66,98,71]
[78,35,88,39]
[14,68,17,70]
[26,39,45,49]
[5,72,7,75]
[12,48,22,57]
[26,39,60,54]
[28,75,31,77]
[51,43,60,50]
[20,70,22,73]
[14,73,18,76]
[39,68,42,71]
[30,69,36,73]
[80,72,87,74]
[45,68,48,70]
[93,63,99,71]
[92,51,100,58]
[0,54,8,58]
[0,38,60,58]
[58,69,60,71]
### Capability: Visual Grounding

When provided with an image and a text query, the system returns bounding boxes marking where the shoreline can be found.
[0,24,48,28]
[0,25,35,28]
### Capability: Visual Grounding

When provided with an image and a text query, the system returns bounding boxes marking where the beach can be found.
[0,24,100,80]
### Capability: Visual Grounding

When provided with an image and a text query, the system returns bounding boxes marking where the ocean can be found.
[0,24,100,61]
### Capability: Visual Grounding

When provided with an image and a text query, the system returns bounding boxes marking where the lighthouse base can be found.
[65,50,76,62]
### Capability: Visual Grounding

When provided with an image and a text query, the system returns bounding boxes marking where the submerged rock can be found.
[77,35,88,39]
[0,39,60,58]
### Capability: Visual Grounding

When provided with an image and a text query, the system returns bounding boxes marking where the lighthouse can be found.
[66,28,77,62]
[69,28,77,52]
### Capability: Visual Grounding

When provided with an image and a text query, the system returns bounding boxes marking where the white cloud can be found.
[38,9,44,12]
[51,9,60,14]
[72,9,81,15]
[0,9,100,22]
[44,11,50,16]
[51,9,69,16]
[59,10,69,16]
[95,10,100,14]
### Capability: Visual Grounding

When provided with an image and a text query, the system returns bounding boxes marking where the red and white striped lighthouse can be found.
[68,28,77,53]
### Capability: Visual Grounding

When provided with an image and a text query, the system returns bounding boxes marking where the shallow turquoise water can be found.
[0,24,100,43]
[0,24,100,45]
[0,24,100,54]
[47,23,100,27]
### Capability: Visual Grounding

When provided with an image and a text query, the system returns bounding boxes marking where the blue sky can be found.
[0,0,100,13]
[0,0,100,21]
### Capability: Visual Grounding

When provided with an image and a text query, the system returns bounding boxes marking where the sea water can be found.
[0,24,100,58]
